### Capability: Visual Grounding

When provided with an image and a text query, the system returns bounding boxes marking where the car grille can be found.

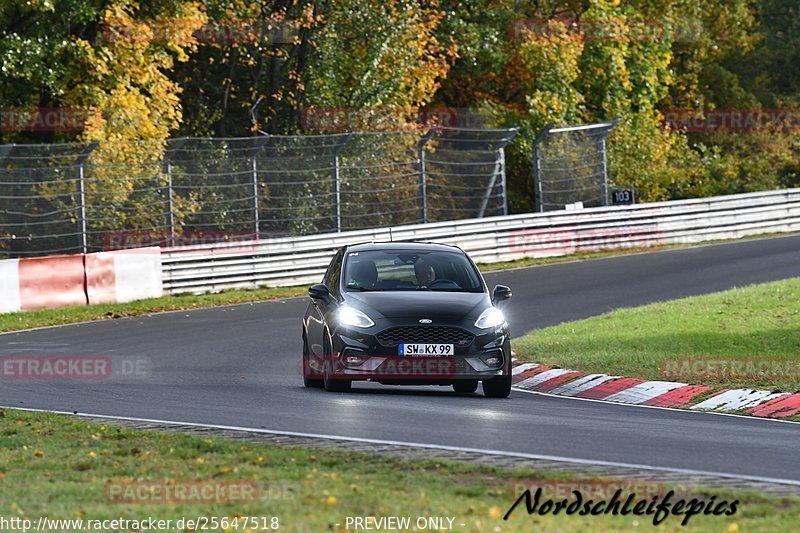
[377,326,475,347]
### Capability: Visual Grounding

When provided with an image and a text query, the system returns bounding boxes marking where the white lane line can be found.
[515,368,573,389]
[692,390,791,412]
[604,381,687,405]
[549,374,620,396]
[512,363,539,375]
[5,405,800,488]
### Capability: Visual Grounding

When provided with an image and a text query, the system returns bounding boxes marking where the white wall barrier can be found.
[0,258,21,313]
[0,248,163,314]
[0,254,87,312]
[86,248,163,305]
[160,188,800,294]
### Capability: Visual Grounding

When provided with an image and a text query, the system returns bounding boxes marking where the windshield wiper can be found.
[347,285,374,291]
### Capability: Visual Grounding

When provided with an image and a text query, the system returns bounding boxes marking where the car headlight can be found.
[338,306,375,328]
[474,307,505,329]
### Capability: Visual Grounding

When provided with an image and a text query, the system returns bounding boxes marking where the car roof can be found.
[345,242,465,253]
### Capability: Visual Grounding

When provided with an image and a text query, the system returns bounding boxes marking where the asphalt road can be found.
[2,235,800,482]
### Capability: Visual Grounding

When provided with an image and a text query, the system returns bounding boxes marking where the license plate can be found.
[399,343,453,356]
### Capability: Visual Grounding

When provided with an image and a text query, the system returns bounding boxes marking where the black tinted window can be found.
[343,250,482,292]
[324,250,344,293]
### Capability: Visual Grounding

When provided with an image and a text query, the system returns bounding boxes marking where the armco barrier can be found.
[0,248,162,313]
[160,188,800,294]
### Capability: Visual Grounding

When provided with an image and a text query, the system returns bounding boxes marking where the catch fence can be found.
[0,127,517,257]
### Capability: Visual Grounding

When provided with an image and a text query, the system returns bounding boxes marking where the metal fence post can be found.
[600,137,609,207]
[600,118,620,207]
[75,142,98,254]
[531,124,552,213]
[332,133,353,232]
[499,148,508,216]
[165,161,174,247]
[77,165,87,253]
[163,139,186,248]
[417,130,434,223]
[333,154,341,232]
[247,136,271,240]
[251,157,260,239]
[477,153,501,218]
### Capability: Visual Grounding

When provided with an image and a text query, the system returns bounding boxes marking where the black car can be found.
[302,242,513,397]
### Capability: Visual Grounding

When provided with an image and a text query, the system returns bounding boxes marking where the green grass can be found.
[1,410,798,532]
[0,286,308,334]
[513,278,800,391]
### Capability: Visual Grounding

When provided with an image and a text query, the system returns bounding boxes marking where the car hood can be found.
[345,291,489,321]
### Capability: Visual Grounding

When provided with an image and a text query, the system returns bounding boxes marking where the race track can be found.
[2,235,800,482]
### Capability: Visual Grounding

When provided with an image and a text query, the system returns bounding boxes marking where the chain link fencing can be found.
[0,127,517,257]
[532,119,619,212]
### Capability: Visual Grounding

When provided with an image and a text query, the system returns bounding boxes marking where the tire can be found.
[322,335,351,392]
[453,380,478,393]
[483,373,512,398]
[302,331,323,388]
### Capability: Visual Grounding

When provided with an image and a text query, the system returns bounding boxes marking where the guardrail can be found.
[160,188,800,294]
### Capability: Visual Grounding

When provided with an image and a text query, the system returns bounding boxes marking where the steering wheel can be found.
[427,279,461,289]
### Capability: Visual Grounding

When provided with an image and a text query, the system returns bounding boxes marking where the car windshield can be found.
[343,249,483,292]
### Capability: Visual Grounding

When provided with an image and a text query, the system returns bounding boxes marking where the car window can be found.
[343,250,483,292]
[324,249,344,294]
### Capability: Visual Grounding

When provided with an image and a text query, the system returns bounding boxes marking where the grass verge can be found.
[1,410,798,532]
[0,286,308,334]
[513,277,800,392]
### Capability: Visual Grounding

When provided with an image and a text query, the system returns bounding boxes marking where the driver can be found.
[414,261,436,286]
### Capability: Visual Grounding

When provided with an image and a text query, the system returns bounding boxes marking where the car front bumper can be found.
[324,319,511,383]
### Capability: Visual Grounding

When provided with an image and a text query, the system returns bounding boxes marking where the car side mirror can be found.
[308,284,331,301]
[492,285,512,305]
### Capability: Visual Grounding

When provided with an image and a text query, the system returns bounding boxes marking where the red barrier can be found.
[18,255,87,311]
[85,252,117,305]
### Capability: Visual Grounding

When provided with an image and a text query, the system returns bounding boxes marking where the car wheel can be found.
[322,335,351,393]
[482,373,511,398]
[302,331,323,388]
[453,380,478,393]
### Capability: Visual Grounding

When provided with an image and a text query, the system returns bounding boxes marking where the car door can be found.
[306,248,343,358]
